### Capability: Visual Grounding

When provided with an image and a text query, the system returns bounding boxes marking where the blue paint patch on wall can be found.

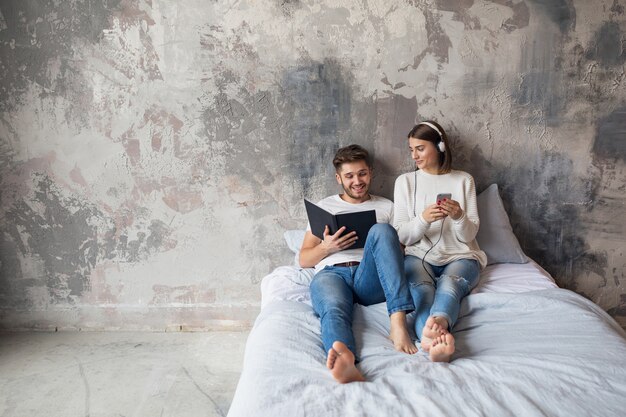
[593,106,626,161]
[460,145,604,292]
[281,59,355,195]
[528,0,576,34]
[586,21,625,67]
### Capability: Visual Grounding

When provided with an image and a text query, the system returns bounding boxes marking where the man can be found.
[299,144,416,384]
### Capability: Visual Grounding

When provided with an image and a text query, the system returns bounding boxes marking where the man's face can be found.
[335,160,371,203]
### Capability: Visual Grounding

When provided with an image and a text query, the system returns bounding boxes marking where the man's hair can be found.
[332,144,372,172]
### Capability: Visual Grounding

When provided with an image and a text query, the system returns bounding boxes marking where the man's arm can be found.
[298,226,357,268]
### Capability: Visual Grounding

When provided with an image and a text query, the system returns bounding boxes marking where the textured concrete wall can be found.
[0,0,624,330]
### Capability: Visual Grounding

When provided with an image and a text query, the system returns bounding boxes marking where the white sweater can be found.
[393,169,487,269]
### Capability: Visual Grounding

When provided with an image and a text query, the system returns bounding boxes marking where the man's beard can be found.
[340,180,369,200]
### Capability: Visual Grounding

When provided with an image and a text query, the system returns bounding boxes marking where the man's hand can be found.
[320,226,358,254]
[298,226,358,268]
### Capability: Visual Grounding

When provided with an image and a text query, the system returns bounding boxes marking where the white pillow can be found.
[476,184,528,265]
[282,230,318,285]
[283,229,306,254]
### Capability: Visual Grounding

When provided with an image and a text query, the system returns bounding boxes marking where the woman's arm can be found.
[449,176,480,243]
[393,175,431,246]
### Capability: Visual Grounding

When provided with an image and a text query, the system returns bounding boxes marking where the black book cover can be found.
[304,199,377,249]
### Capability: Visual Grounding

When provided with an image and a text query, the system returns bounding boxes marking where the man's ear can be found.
[335,172,341,184]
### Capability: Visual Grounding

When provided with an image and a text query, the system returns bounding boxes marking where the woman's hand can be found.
[438,198,463,220]
[422,204,447,223]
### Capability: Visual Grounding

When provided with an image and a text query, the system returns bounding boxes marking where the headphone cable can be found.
[421,217,445,281]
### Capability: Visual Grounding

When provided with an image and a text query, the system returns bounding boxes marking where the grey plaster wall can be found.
[0,0,624,330]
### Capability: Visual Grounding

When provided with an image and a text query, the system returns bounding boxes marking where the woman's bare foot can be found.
[326,341,366,383]
[389,312,418,354]
[429,333,455,362]
[420,316,449,352]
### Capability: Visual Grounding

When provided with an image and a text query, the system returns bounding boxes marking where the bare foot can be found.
[420,316,449,352]
[429,333,455,362]
[326,341,366,383]
[389,312,418,354]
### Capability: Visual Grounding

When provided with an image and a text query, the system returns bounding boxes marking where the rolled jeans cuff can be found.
[388,303,415,316]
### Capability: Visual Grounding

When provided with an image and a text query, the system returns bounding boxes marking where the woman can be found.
[393,121,487,362]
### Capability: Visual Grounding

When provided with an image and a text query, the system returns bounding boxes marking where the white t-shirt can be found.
[393,169,487,269]
[307,194,393,271]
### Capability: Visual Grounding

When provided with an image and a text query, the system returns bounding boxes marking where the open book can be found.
[304,199,377,249]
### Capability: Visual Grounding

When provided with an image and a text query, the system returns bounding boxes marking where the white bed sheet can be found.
[230,262,626,417]
[260,259,558,308]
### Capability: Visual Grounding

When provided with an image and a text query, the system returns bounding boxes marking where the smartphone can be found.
[436,193,452,203]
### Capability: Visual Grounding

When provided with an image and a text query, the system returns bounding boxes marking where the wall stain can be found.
[499,0,531,32]
[431,0,530,32]
[610,0,625,15]
[281,59,357,195]
[277,0,301,18]
[514,34,567,125]
[0,173,176,306]
[585,21,625,67]
[0,0,121,112]
[593,105,626,162]
[3,174,98,305]
[403,1,452,70]
[527,0,576,34]
[457,145,606,294]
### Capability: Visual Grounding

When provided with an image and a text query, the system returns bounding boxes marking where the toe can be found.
[327,348,337,369]
[332,341,350,355]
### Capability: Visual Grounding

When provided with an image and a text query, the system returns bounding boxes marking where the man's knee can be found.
[311,272,339,293]
[368,223,397,241]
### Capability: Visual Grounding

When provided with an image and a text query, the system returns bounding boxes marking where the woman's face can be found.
[409,137,440,174]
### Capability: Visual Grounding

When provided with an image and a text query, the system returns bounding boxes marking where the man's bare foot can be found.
[429,333,455,362]
[326,341,366,383]
[389,312,418,354]
[420,316,449,352]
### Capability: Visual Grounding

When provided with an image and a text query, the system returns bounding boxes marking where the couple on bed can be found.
[299,121,487,384]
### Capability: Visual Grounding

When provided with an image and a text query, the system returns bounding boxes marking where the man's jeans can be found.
[310,224,414,357]
[405,255,480,339]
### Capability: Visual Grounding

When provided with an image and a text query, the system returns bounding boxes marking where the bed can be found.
[227,185,626,417]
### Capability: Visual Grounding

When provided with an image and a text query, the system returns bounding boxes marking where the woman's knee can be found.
[443,259,481,288]
[437,274,471,298]
[404,256,434,286]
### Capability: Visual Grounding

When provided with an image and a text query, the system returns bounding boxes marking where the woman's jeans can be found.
[310,224,414,357]
[405,255,480,340]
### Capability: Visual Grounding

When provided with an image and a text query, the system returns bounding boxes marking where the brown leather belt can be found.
[333,261,360,267]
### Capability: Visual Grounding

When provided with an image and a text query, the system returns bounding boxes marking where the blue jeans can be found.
[310,224,414,357]
[405,256,480,339]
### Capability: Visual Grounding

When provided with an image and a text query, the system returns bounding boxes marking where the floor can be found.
[0,331,250,417]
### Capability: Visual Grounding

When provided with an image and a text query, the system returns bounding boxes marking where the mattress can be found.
[229,260,626,417]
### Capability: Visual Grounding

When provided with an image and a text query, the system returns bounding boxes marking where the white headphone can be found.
[418,121,446,153]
